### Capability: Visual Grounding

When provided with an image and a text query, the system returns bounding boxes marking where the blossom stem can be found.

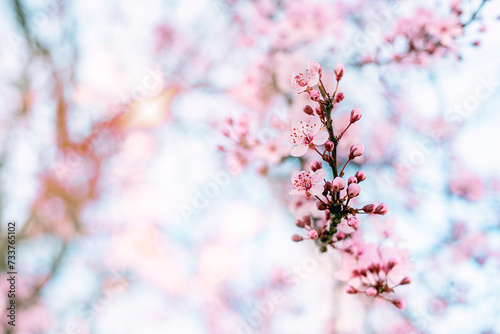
[323,100,338,178]
[339,158,351,178]
[337,123,352,141]
[318,79,328,100]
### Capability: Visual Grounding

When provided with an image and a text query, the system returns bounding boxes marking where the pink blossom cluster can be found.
[287,62,412,307]
[373,0,488,66]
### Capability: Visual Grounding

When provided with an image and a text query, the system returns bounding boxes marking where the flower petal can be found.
[309,184,324,196]
[312,131,329,145]
[314,169,326,181]
[291,144,308,157]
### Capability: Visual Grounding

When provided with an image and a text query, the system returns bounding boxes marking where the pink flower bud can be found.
[393,299,406,309]
[308,229,319,239]
[316,201,327,211]
[349,144,365,160]
[347,183,361,198]
[362,204,374,213]
[344,285,357,294]
[368,263,380,273]
[348,176,358,185]
[309,89,320,101]
[222,128,231,137]
[350,108,362,123]
[347,217,358,229]
[355,170,366,182]
[295,220,305,228]
[336,232,345,240]
[400,277,411,285]
[332,177,346,191]
[334,63,344,81]
[324,182,333,192]
[366,287,378,296]
[374,203,389,215]
[325,141,334,152]
[303,216,311,225]
[310,161,322,172]
[335,92,344,103]
[292,234,304,242]
[303,105,314,115]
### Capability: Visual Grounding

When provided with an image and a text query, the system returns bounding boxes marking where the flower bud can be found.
[336,231,345,240]
[348,176,358,185]
[310,161,322,172]
[335,92,344,103]
[344,285,357,294]
[347,183,361,198]
[325,141,334,152]
[334,63,344,81]
[349,143,365,160]
[366,287,378,296]
[308,229,319,240]
[355,170,366,182]
[392,299,406,309]
[316,201,327,211]
[309,89,320,101]
[350,108,362,123]
[347,217,358,229]
[303,216,311,225]
[368,263,380,273]
[362,204,375,213]
[332,177,346,191]
[324,181,333,192]
[302,105,314,115]
[292,234,304,242]
[374,203,389,215]
[400,277,411,285]
[295,220,305,228]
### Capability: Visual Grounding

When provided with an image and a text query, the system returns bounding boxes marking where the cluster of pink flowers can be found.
[287,62,411,307]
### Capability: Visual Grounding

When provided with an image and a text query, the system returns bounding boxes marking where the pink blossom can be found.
[350,108,362,123]
[286,116,329,157]
[347,176,357,185]
[374,203,389,215]
[347,183,361,198]
[393,299,406,309]
[307,61,322,81]
[366,287,378,296]
[291,72,310,93]
[325,141,334,152]
[292,234,304,242]
[303,105,314,115]
[309,89,320,101]
[291,61,321,93]
[362,204,375,213]
[336,244,413,304]
[334,63,344,81]
[355,170,366,182]
[347,217,358,229]
[290,169,326,197]
[310,160,322,172]
[344,285,357,294]
[308,229,319,239]
[349,143,365,159]
[332,176,346,191]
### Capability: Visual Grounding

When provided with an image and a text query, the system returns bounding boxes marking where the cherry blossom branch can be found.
[287,61,411,307]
